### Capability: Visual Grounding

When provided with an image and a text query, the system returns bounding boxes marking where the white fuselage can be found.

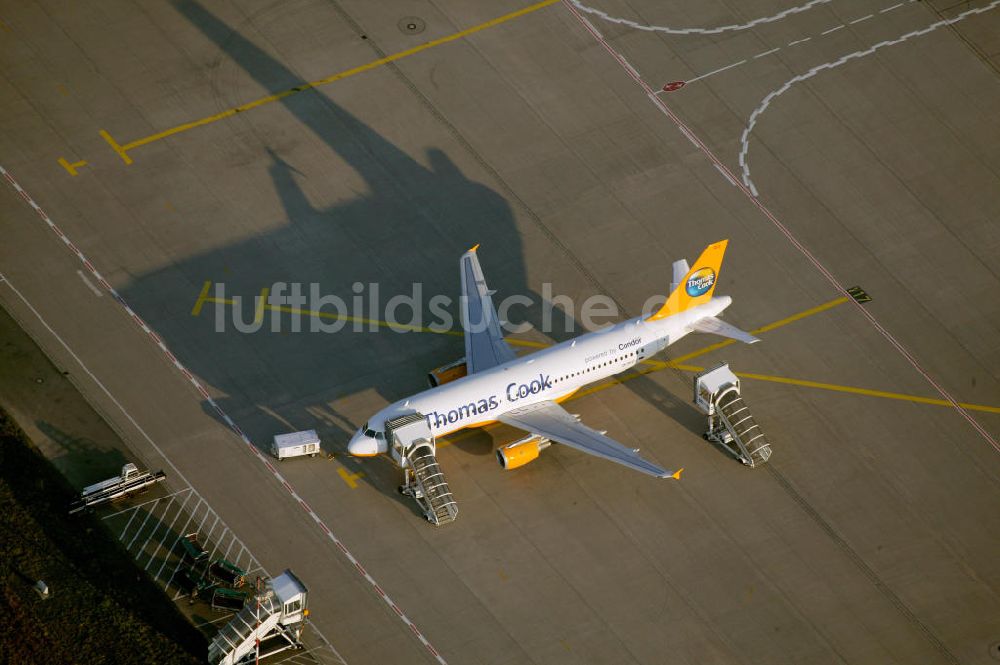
[347,296,731,455]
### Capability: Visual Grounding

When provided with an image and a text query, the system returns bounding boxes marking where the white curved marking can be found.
[568,0,832,35]
[561,0,1000,455]
[686,0,914,86]
[739,0,1000,195]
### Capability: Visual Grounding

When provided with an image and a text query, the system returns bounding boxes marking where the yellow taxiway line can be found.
[190,284,998,450]
[441,363,1000,449]
[99,0,561,164]
[437,307,999,447]
[195,281,552,342]
[668,296,849,365]
[732,371,1000,415]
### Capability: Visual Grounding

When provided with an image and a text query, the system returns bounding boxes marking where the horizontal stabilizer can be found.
[669,259,690,294]
[690,316,760,344]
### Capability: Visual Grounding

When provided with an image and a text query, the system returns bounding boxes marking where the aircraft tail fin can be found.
[648,240,728,321]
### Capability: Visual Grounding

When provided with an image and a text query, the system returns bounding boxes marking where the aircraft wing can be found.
[460,247,517,374]
[498,400,680,479]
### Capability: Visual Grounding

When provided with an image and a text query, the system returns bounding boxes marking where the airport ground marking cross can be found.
[57,157,88,176]
[337,467,365,489]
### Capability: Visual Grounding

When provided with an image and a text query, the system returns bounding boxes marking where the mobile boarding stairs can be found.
[207,570,308,665]
[695,364,772,468]
[386,413,459,526]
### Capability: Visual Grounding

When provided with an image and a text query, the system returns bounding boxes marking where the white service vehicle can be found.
[271,430,321,460]
[69,463,166,514]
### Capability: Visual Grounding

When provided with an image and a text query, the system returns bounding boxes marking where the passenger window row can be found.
[553,351,638,383]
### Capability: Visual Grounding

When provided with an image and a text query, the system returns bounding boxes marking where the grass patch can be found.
[0,406,204,664]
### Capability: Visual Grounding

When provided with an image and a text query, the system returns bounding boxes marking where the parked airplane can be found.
[348,240,758,478]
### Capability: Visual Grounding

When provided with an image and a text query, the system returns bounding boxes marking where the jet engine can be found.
[427,357,468,387]
[496,436,551,470]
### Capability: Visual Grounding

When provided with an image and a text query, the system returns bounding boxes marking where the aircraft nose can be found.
[348,433,378,457]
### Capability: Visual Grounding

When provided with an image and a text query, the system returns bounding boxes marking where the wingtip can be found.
[671,467,684,480]
[468,243,480,253]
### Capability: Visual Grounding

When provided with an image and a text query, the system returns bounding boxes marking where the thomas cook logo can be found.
[686,268,716,297]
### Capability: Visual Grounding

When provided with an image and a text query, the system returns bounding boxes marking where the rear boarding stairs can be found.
[695,363,772,468]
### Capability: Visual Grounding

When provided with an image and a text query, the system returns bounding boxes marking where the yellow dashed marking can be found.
[337,467,365,488]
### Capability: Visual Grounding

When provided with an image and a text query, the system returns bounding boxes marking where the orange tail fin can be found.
[647,240,728,321]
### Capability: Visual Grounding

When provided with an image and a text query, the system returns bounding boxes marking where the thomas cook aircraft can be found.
[347,240,759,478]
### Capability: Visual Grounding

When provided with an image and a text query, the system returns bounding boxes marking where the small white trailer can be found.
[271,430,321,460]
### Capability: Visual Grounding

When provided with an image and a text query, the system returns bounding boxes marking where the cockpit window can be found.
[363,422,383,438]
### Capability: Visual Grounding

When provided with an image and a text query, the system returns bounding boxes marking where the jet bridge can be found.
[694,364,772,468]
[386,413,459,526]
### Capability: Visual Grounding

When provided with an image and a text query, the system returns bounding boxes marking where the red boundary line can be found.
[0,164,449,665]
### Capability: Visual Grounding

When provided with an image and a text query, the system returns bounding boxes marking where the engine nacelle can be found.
[427,357,468,387]
[496,436,550,470]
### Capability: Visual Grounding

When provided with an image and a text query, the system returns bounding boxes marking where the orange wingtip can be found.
[468,243,480,252]
[671,468,684,480]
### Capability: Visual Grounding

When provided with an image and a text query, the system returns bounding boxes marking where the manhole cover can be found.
[398,16,426,35]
